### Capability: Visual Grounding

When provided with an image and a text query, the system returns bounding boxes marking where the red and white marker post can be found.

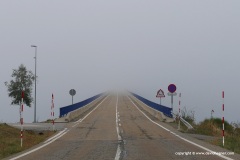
[178,93,181,130]
[20,91,24,147]
[51,94,55,131]
[222,91,225,147]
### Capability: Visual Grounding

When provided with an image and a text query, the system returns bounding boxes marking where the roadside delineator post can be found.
[222,91,225,147]
[51,94,55,131]
[178,93,181,130]
[20,91,24,147]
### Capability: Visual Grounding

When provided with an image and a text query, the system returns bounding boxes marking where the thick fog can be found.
[0,1,239,123]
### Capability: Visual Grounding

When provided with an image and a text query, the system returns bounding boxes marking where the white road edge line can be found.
[71,95,109,128]
[10,96,109,160]
[74,119,82,124]
[73,96,102,124]
[10,130,69,160]
[44,128,68,143]
[128,96,234,160]
[115,93,122,160]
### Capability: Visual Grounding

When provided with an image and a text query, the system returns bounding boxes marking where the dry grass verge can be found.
[176,118,240,154]
[0,123,55,159]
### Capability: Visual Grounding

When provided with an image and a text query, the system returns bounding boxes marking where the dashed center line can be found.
[115,94,122,160]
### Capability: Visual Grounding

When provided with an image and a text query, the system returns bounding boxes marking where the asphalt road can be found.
[7,94,239,160]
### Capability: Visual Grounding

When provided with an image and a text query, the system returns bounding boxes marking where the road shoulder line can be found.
[9,129,69,160]
[10,96,109,160]
[128,96,234,160]
[71,95,109,128]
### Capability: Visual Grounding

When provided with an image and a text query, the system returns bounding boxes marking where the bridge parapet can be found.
[130,92,173,121]
[59,93,104,118]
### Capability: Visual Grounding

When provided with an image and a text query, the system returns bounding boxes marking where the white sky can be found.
[0,1,239,123]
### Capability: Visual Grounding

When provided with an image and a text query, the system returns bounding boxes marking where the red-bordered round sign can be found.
[168,84,177,93]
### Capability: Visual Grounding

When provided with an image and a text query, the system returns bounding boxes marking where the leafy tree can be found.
[5,64,35,107]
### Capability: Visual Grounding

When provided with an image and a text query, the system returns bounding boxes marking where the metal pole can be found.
[35,47,37,123]
[160,97,161,105]
[72,95,73,105]
[222,91,225,147]
[171,94,174,116]
[31,45,37,123]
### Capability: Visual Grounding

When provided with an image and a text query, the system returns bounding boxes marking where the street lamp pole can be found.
[31,45,37,123]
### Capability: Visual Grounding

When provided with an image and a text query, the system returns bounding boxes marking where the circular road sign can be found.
[168,84,177,93]
[69,89,76,96]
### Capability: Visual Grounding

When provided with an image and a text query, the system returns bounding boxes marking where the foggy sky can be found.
[1,1,240,123]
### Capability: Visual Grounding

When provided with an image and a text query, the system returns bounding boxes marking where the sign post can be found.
[168,84,177,115]
[156,89,165,105]
[69,89,76,104]
[211,109,214,119]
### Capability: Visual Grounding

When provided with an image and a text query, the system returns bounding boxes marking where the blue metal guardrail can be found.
[131,92,173,118]
[59,93,103,117]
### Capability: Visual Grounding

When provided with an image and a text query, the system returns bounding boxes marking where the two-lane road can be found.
[8,94,237,160]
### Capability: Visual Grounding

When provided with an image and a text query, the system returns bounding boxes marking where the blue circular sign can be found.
[168,84,177,93]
